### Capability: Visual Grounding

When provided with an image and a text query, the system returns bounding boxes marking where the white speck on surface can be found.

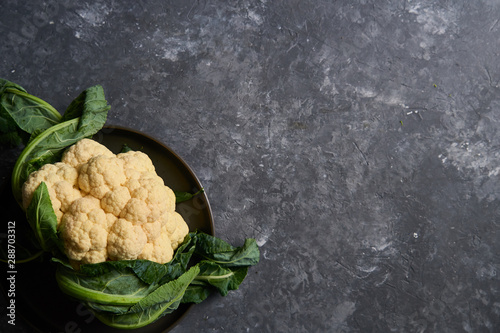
[146,32,201,61]
[443,139,500,200]
[446,141,493,170]
[408,3,454,35]
[356,87,377,98]
[357,265,377,273]
[374,94,405,107]
[256,231,270,247]
[413,232,419,239]
[247,10,263,25]
[372,240,392,252]
[76,3,110,27]
[62,3,112,42]
[319,75,338,96]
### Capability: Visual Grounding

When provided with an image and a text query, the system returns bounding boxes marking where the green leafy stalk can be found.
[91,266,200,329]
[55,265,158,306]
[192,232,260,267]
[159,234,197,284]
[11,85,110,206]
[0,78,62,146]
[174,188,205,203]
[25,182,61,253]
[80,259,169,285]
[84,302,131,315]
[11,118,76,204]
[181,284,212,304]
[119,143,133,153]
[193,261,249,296]
[61,84,109,130]
[53,231,260,328]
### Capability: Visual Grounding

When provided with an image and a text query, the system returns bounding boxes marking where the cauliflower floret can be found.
[60,196,113,264]
[53,182,81,212]
[62,138,114,169]
[119,174,175,224]
[162,212,189,249]
[78,155,126,199]
[107,218,148,260]
[138,232,174,264]
[22,162,81,224]
[118,150,156,180]
[119,198,150,224]
[142,220,162,242]
[125,171,165,191]
[101,186,131,216]
[137,212,188,263]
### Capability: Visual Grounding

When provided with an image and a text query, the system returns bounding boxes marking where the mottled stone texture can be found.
[1,0,500,332]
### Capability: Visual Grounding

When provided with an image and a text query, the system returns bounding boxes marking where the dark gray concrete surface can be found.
[1,1,499,332]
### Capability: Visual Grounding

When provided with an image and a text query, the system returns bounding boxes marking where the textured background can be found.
[1,0,500,332]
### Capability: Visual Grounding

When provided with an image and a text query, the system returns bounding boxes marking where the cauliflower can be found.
[22,138,189,265]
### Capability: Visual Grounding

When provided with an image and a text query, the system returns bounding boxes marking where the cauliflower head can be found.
[22,138,189,265]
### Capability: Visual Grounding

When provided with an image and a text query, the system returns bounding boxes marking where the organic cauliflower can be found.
[22,138,189,266]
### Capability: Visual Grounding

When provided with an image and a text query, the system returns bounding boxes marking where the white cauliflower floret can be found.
[138,232,174,264]
[118,150,155,180]
[138,212,189,263]
[53,182,81,213]
[120,198,150,224]
[162,212,190,249]
[62,138,114,168]
[125,171,165,192]
[101,186,131,216]
[78,155,126,199]
[22,162,81,224]
[21,139,191,266]
[142,221,162,242]
[107,218,147,260]
[60,196,115,264]
[124,176,175,223]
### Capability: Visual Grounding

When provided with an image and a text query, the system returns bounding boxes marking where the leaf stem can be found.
[194,271,234,281]
[5,88,62,121]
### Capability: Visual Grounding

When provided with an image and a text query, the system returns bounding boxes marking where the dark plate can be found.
[0,126,214,333]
